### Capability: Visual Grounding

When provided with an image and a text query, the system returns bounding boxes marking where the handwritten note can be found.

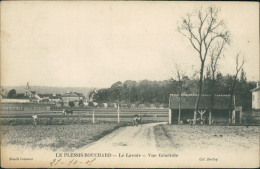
[50,158,96,166]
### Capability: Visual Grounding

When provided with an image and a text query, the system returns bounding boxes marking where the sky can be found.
[1,1,259,88]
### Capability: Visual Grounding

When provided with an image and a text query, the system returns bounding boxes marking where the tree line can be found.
[89,70,256,111]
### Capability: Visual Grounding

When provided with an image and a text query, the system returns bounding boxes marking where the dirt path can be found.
[79,122,167,154]
[77,123,259,168]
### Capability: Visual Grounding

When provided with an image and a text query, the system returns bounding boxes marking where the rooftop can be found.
[49,96,61,99]
[169,94,233,110]
[250,87,260,92]
[61,94,79,97]
[250,82,260,92]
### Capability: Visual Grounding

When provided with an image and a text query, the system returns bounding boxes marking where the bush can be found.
[154,102,160,109]
[144,101,151,107]
[164,104,169,108]
[127,103,131,108]
[243,110,258,124]
[79,100,83,107]
[99,102,104,107]
[135,101,142,108]
[68,101,75,109]
[88,102,94,107]
[107,102,115,108]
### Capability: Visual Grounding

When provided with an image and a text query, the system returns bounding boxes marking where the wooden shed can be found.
[169,94,241,124]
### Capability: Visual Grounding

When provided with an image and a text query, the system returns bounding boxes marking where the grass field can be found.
[0,109,168,152]
[1,121,129,152]
[0,109,169,123]
[154,124,259,153]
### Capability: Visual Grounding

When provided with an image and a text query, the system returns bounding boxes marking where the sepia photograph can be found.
[1,1,259,168]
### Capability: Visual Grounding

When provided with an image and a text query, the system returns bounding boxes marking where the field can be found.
[1,121,128,152]
[1,115,259,167]
[0,109,169,123]
[1,108,259,167]
[154,124,259,154]
[0,109,168,152]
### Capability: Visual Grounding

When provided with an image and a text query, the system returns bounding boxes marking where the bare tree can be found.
[186,65,200,94]
[226,53,245,123]
[172,62,186,124]
[177,6,230,124]
[208,40,225,124]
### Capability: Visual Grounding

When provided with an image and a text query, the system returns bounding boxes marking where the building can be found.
[35,94,62,103]
[1,99,30,103]
[74,92,84,100]
[61,91,83,107]
[24,82,36,98]
[1,87,8,99]
[49,96,62,103]
[250,82,260,110]
[2,82,37,103]
[168,94,242,124]
[131,104,136,108]
[102,103,108,108]
[1,102,55,111]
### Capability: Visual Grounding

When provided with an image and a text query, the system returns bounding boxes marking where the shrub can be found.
[144,101,151,107]
[68,101,75,109]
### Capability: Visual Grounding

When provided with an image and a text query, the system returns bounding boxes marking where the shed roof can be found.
[49,96,60,99]
[76,93,84,97]
[61,94,78,97]
[16,93,29,99]
[37,94,53,98]
[169,94,234,110]
[250,87,260,92]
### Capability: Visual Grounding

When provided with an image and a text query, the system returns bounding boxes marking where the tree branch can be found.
[184,16,200,45]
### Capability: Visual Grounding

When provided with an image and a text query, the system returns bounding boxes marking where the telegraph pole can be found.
[117,104,120,123]
[92,110,95,124]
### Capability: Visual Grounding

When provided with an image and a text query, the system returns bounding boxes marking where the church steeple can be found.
[25,82,31,96]
[25,82,30,90]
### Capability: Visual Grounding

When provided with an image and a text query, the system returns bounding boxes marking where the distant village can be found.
[0,82,93,109]
[0,82,170,110]
[1,81,259,111]
[0,82,158,110]
[0,79,260,125]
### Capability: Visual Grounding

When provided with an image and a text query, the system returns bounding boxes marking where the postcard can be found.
[1,1,259,168]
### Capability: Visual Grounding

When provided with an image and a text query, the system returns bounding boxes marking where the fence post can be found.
[92,110,95,124]
[117,104,120,123]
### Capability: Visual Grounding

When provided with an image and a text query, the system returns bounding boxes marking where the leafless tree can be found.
[177,5,230,124]
[172,62,186,124]
[226,53,245,123]
[207,40,225,124]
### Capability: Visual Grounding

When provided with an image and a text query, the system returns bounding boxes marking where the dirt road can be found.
[2,122,258,168]
[80,122,167,154]
[78,123,259,168]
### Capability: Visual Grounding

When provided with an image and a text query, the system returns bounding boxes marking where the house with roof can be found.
[61,93,80,107]
[74,92,84,100]
[1,87,8,99]
[49,96,62,103]
[35,94,51,101]
[250,82,260,110]
[35,93,62,102]
[169,94,242,124]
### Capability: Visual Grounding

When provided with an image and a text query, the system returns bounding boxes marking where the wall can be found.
[1,103,54,111]
[1,99,30,103]
[61,97,79,103]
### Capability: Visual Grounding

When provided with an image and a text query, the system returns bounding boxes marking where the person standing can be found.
[133,114,138,126]
[32,113,38,126]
